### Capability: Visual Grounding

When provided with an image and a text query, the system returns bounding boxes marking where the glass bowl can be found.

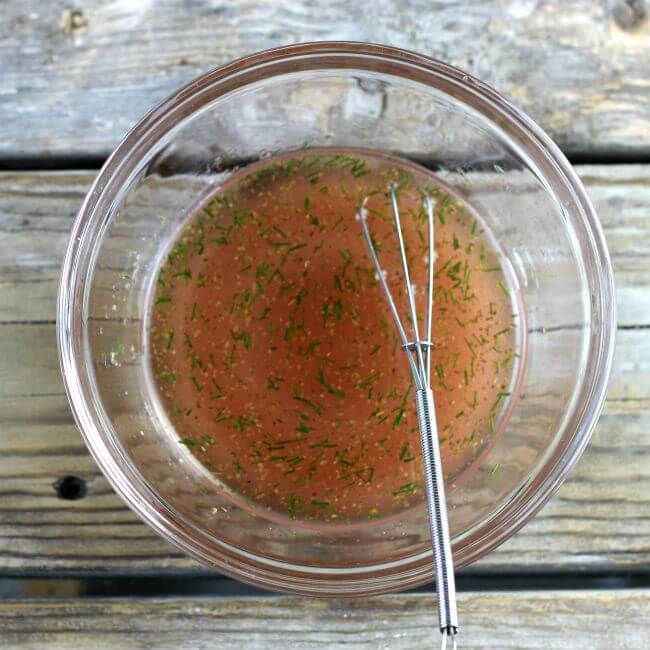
[57,42,615,596]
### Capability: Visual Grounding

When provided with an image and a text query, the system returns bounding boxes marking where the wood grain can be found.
[1,591,649,648]
[1,1,650,160]
[0,165,648,574]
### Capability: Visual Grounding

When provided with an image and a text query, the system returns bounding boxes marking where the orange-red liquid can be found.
[149,150,520,523]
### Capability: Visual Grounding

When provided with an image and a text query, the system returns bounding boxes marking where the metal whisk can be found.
[358,186,459,649]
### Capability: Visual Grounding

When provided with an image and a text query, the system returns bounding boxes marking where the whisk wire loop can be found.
[425,196,435,386]
[360,187,435,392]
[359,196,422,388]
[389,187,427,386]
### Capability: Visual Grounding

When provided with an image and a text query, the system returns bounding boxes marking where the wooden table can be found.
[1,1,649,648]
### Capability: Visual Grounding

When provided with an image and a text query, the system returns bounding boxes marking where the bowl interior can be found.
[59,44,614,595]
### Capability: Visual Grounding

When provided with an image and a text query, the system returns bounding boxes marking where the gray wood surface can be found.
[0,164,647,574]
[2,1,650,160]
[1,590,649,648]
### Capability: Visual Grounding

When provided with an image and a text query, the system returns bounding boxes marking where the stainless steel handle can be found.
[415,387,459,634]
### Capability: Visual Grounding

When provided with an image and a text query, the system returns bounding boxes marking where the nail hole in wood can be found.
[54,476,87,500]
[612,0,647,31]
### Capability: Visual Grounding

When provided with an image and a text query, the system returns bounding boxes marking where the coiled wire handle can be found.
[416,388,458,635]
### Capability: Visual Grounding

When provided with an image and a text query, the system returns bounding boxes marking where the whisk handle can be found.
[415,388,459,635]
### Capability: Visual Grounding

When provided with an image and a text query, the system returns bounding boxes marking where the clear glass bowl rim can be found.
[57,41,616,596]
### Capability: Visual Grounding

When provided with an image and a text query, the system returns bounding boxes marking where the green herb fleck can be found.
[392,482,419,497]
[317,367,345,398]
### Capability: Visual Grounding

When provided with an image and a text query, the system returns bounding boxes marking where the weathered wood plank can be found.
[0,165,648,574]
[1,591,649,648]
[1,1,650,159]
[1,165,648,325]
